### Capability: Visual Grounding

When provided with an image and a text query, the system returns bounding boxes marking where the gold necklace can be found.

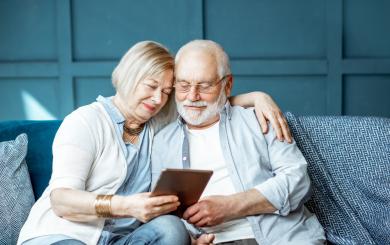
[123,124,144,135]
[123,124,144,144]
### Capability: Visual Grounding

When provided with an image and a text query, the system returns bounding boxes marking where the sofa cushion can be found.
[286,112,390,245]
[0,120,62,199]
[0,134,35,245]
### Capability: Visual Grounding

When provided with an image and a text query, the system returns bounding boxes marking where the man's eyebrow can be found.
[175,78,188,83]
[175,78,213,83]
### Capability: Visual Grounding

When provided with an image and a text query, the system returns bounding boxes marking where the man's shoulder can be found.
[230,104,255,113]
[154,120,181,141]
[152,121,182,160]
[229,105,281,144]
[228,105,274,140]
[229,105,258,123]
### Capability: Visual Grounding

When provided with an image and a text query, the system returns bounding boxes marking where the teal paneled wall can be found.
[205,0,326,58]
[0,0,389,120]
[233,76,327,115]
[0,1,57,61]
[74,77,114,108]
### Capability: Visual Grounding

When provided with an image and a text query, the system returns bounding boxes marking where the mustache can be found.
[181,100,208,107]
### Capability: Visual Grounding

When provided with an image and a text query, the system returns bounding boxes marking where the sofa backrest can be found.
[0,120,62,199]
[286,112,390,245]
[1,115,389,244]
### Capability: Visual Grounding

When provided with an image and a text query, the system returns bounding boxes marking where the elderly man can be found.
[151,40,325,245]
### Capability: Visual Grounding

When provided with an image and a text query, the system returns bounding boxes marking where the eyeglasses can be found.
[174,75,231,94]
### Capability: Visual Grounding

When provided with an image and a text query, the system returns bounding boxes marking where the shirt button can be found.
[183,156,187,161]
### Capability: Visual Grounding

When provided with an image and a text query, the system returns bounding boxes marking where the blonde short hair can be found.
[112,41,177,129]
[112,41,174,97]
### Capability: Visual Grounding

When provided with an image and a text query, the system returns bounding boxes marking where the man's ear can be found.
[224,74,233,97]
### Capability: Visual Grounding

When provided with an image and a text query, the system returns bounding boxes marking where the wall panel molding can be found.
[343,59,390,74]
[326,0,343,115]
[0,63,58,77]
[0,0,389,119]
[230,60,327,76]
[57,0,74,117]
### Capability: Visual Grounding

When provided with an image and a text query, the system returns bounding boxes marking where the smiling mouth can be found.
[143,103,156,112]
[184,105,206,110]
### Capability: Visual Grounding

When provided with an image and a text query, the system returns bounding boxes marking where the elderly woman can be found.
[18,41,291,245]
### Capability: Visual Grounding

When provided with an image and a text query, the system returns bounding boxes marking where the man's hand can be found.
[192,234,215,245]
[183,190,276,228]
[183,195,234,227]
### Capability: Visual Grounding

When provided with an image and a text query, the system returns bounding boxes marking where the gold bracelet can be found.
[94,195,114,218]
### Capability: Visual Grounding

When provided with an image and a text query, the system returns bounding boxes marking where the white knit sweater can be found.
[18,102,155,245]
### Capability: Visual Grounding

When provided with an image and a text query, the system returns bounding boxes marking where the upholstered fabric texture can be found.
[0,120,62,199]
[0,134,35,245]
[286,112,390,245]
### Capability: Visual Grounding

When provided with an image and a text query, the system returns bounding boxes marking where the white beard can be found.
[176,90,227,126]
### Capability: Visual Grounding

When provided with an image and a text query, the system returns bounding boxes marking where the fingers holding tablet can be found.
[122,192,180,223]
[151,168,213,217]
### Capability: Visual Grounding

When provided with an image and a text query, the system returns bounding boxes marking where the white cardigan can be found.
[18,102,155,245]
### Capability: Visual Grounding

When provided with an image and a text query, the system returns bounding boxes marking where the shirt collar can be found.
[96,95,126,124]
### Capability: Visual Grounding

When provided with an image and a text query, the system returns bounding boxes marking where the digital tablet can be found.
[151,168,213,217]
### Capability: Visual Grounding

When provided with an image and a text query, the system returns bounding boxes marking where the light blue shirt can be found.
[151,102,325,244]
[96,96,151,244]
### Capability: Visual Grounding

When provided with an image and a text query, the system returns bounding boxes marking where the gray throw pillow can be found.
[0,134,35,245]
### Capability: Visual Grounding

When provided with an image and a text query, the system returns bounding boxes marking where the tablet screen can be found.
[151,168,213,217]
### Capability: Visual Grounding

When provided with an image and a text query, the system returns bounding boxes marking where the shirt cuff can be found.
[254,179,290,216]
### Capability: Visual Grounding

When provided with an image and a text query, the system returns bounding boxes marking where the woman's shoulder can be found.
[54,102,113,150]
[57,102,112,138]
[64,102,108,125]
[68,101,103,118]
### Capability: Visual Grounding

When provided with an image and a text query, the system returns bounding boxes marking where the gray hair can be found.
[175,40,231,78]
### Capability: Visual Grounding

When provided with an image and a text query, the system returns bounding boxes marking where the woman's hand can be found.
[118,192,180,223]
[253,92,292,143]
[230,91,292,143]
[50,189,179,223]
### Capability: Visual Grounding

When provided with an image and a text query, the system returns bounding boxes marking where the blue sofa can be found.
[0,113,389,244]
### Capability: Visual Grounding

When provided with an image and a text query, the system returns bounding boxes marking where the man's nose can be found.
[187,86,200,101]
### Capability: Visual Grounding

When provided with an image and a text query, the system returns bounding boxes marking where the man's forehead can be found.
[175,67,217,82]
[178,49,214,62]
[175,51,218,80]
